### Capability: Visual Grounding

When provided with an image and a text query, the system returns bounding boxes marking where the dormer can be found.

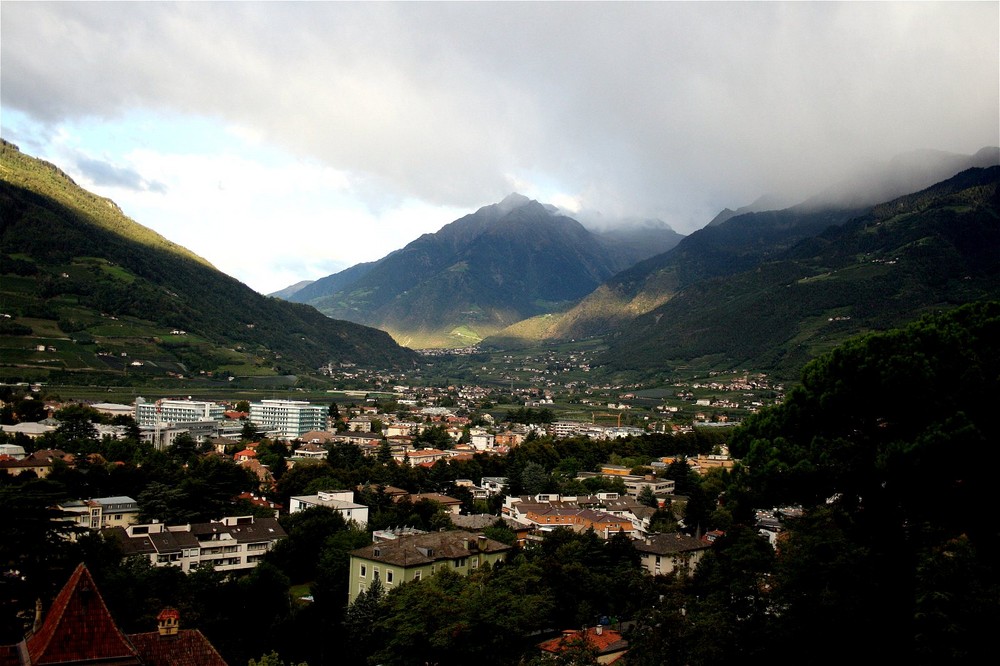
[157,607,180,636]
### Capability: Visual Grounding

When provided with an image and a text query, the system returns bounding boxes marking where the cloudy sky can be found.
[2,2,997,294]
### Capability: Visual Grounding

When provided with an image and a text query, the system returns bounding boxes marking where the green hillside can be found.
[0,140,419,385]
[601,166,1000,379]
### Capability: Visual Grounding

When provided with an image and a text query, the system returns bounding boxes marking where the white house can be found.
[289,490,369,527]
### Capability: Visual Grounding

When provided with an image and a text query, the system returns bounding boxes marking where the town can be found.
[0,362,790,665]
[1,304,988,666]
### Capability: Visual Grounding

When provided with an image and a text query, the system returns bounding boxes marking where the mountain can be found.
[268,280,315,300]
[488,147,1000,348]
[600,165,1000,378]
[0,140,419,384]
[287,193,684,348]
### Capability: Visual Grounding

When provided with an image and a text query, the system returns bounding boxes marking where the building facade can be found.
[348,530,510,603]
[249,399,326,439]
[62,496,140,531]
[633,532,712,577]
[134,398,225,427]
[289,490,369,527]
[103,515,286,574]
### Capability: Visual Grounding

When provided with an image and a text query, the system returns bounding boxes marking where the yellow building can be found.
[348,530,511,603]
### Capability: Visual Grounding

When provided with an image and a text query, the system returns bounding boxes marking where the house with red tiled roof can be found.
[524,507,635,539]
[233,448,256,463]
[0,449,72,478]
[0,563,227,665]
[538,626,628,664]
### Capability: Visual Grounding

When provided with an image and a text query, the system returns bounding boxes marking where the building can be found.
[289,490,369,527]
[0,563,227,665]
[90,402,136,418]
[0,422,55,440]
[0,444,26,460]
[249,399,325,440]
[576,471,676,499]
[140,420,243,451]
[538,626,628,664]
[523,507,636,539]
[0,448,71,478]
[480,477,508,495]
[393,448,450,466]
[633,532,712,577]
[134,398,225,428]
[347,530,511,603]
[103,516,286,574]
[61,496,139,531]
[408,492,462,514]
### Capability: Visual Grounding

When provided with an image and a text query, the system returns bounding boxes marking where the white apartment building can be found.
[249,399,326,440]
[104,515,286,574]
[134,398,225,427]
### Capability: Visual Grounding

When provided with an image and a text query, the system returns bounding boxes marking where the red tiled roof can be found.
[25,563,141,665]
[538,627,628,657]
[129,630,228,666]
[0,565,230,666]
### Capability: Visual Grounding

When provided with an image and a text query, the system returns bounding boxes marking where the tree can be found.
[248,652,308,666]
[167,433,198,464]
[521,461,550,495]
[53,403,100,449]
[637,485,659,508]
[0,480,81,641]
[241,419,261,442]
[343,577,385,664]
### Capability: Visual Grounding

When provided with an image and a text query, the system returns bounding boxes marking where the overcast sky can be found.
[2,1,997,294]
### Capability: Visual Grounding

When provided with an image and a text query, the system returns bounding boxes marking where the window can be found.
[414,571,421,581]
[455,557,467,568]
[386,570,394,583]
[360,564,367,578]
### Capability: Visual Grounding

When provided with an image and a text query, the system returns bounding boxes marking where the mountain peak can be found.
[497,192,533,214]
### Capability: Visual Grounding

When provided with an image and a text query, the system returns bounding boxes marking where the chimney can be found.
[157,608,180,637]
[31,598,43,634]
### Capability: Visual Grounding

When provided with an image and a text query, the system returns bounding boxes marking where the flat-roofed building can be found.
[135,398,225,427]
[289,490,369,527]
[249,399,325,440]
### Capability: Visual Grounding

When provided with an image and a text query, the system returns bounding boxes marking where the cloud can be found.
[73,154,167,193]
[1,1,997,291]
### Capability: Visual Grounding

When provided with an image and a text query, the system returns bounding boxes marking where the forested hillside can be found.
[0,140,419,382]
[600,167,1000,379]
